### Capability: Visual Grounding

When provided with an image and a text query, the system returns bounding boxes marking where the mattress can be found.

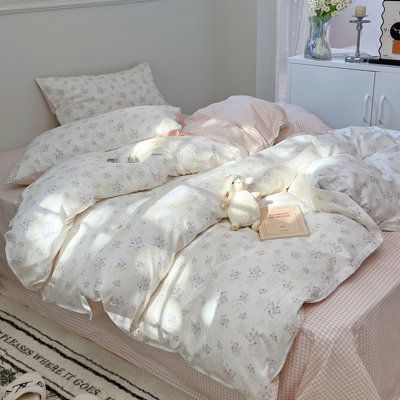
[1,147,400,400]
[0,147,25,261]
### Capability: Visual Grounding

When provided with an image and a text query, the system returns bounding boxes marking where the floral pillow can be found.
[275,102,332,144]
[36,63,167,125]
[181,96,288,155]
[8,106,182,185]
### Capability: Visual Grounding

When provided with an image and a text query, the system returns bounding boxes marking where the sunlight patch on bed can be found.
[38,193,68,213]
[154,118,180,135]
[201,293,219,327]
[91,232,113,252]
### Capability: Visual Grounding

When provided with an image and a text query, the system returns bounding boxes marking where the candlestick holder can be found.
[345,15,371,63]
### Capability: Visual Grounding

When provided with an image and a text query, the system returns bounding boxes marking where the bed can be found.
[2,134,400,400]
[1,4,400,400]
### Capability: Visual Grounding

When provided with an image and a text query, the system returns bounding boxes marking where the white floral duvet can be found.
[6,127,400,399]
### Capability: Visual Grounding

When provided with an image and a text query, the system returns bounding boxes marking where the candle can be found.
[355,5,367,17]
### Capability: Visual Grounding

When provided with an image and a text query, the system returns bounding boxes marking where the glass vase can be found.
[304,16,332,61]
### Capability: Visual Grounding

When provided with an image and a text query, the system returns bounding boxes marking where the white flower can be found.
[307,0,352,17]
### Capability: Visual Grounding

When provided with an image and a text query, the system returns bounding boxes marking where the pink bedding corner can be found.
[181,96,288,155]
[0,147,25,262]
[275,102,332,144]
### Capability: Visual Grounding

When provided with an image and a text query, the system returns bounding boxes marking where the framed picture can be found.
[370,0,400,65]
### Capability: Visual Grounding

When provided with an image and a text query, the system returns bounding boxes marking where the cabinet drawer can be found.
[373,73,400,130]
[289,64,375,129]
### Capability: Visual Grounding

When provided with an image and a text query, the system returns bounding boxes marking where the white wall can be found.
[217,0,276,102]
[256,0,276,102]
[217,0,258,100]
[0,0,277,151]
[0,0,220,150]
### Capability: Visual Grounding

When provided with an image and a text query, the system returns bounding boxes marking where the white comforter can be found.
[6,127,400,399]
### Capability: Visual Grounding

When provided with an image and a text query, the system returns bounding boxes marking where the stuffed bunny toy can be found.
[221,175,261,231]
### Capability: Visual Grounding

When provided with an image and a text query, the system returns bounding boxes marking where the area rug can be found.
[0,295,190,400]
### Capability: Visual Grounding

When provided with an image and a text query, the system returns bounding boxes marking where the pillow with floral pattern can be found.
[36,63,167,125]
[8,105,183,185]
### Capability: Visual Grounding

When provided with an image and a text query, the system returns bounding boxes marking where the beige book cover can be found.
[259,205,310,240]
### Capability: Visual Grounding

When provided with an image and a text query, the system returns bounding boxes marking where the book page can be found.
[259,205,310,240]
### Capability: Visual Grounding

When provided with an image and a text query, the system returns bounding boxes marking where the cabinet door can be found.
[289,64,375,129]
[372,73,400,130]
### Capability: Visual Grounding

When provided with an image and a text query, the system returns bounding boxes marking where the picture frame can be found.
[370,0,400,65]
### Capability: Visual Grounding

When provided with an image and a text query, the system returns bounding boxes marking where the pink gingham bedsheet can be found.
[278,231,400,400]
[1,147,400,400]
[0,147,25,261]
[182,96,287,155]
[275,102,332,144]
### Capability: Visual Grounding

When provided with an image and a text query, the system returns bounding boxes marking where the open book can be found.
[259,205,310,240]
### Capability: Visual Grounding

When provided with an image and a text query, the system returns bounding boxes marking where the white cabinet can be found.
[288,56,400,130]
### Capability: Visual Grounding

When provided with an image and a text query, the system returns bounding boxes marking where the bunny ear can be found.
[245,177,254,185]
[224,174,231,180]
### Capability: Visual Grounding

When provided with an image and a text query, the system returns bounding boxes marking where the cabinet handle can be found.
[378,95,386,126]
[363,94,370,124]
